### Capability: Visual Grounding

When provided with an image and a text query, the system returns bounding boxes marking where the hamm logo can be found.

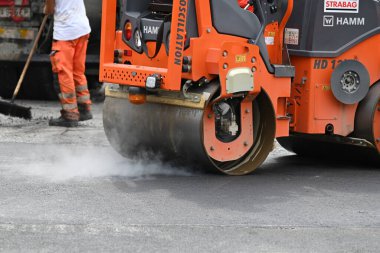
[323,15,334,26]
[324,0,359,13]
[143,26,160,35]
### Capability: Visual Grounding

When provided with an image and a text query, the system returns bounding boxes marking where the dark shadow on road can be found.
[111,153,380,215]
[272,154,379,171]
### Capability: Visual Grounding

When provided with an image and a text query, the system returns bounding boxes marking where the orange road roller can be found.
[100,0,379,175]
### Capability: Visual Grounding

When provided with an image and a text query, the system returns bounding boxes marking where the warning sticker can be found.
[324,0,359,13]
[265,36,275,45]
[284,28,299,46]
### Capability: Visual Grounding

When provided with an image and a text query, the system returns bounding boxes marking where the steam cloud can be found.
[15,145,193,182]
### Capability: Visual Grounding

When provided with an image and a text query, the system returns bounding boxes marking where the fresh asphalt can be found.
[0,101,379,252]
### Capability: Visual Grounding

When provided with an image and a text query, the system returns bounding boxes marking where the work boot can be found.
[49,110,79,127]
[78,104,93,121]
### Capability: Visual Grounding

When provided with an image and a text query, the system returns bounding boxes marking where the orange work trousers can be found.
[50,34,92,113]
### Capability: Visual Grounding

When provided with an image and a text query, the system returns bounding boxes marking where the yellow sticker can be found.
[19,29,29,39]
[235,54,247,63]
[322,85,331,91]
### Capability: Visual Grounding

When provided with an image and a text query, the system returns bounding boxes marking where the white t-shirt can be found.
[53,0,91,41]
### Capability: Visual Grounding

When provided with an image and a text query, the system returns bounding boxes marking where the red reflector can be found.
[125,22,132,40]
[124,50,132,57]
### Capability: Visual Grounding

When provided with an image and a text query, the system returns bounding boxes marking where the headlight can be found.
[146,74,162,90]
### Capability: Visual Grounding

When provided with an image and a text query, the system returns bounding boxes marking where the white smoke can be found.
[15,145,193,182]
[1,101,195,182]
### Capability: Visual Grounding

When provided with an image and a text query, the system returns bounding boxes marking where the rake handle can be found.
[11,15,49,103]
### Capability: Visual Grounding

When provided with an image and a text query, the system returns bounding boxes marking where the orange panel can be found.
[290,34,380,136]
[203,98,254,162]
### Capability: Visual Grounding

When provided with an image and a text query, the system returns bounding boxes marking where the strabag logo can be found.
[324,0,359,13]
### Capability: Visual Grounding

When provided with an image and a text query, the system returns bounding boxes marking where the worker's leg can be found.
[73,34,92,121]
[49,40,79,126]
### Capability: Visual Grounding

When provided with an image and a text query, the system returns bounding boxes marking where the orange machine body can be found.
[289,35,380,137]
[100,0,379,173]
[100,0,293,138]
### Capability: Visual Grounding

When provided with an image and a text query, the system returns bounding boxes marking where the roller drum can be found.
[103,89,277,175]
[103,97,212,169]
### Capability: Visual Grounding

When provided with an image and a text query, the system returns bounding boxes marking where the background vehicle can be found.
[100,0,379,175]
[0,0,103,100]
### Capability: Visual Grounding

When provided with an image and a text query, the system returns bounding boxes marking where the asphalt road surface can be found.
[0,101,379,253]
